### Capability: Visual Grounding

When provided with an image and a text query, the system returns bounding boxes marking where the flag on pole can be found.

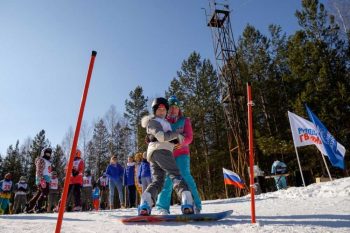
[223,168,245,189]
[305,105,346,169]
[288,111,326,154]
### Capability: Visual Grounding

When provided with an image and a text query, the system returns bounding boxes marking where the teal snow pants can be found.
[0,197,10,215]
[156,155,201,211]
[274,176,287,190]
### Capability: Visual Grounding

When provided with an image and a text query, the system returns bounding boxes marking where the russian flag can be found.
[223,168,245,189]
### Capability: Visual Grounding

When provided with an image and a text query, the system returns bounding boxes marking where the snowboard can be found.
[120,210,233,223]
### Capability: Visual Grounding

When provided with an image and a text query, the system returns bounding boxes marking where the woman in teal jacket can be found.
[155,96,202,214]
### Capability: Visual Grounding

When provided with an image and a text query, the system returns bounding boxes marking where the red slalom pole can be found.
[55,51,97,233]
[247,82,256,224]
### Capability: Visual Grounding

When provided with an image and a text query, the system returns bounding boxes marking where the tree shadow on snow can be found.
[236,214,350,228]
[0,215,92,222]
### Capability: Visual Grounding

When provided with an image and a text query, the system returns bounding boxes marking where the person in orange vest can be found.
[67,149,85,211]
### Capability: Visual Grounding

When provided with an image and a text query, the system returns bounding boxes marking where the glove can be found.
[174,144,182,150]
[146,134,158,143]
[72,169,79,177]
[177,134,185,144]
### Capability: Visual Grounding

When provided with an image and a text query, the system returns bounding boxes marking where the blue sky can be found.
[0,0,302,155]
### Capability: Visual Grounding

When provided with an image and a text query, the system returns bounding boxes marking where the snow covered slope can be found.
[1,177,349,233]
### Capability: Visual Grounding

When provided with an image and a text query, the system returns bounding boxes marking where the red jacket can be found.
[67,157,84,185]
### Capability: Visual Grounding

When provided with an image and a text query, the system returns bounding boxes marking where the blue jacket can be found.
[106,163,124,181]
[271,160,287,175]
[92,187,100,199]
[138,159,151,182]
[124,163,135,186]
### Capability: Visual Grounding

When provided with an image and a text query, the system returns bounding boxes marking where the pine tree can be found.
[286,0,350,175]
[124,86,149,152]
[1,141,23,182]
[233,24,295,176]
[85,141,96,175]
[91,119,110,177]
[52,145,66,182]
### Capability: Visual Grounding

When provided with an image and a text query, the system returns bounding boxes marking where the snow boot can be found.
[181,191,194,215]
[138,192,153,216]
[53,206,59,212]
[33,204,45,213]
[194,206,201,214]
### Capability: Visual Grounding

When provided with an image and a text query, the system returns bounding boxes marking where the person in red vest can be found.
[67,149,85,211]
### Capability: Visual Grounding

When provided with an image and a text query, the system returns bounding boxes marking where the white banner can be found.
[288,111,326,154]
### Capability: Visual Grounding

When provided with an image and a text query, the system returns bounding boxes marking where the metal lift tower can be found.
[207,0,249,196]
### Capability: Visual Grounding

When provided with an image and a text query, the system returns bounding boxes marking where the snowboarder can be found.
[156,95,202,215]
[0,173,14,215]
[13,176,28,214]
[138,97,194,216]
[25,147,53,213]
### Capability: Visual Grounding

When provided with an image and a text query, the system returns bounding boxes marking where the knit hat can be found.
[151,97,169,114]
[168,95,180,107]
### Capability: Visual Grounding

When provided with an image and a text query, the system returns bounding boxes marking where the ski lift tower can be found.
[206,0,256,223]
[207,1,236,80]
[206,0,249,196]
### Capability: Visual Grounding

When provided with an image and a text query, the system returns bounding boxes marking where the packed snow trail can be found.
[1,177,349,233]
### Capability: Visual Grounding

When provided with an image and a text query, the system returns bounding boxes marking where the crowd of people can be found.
[0,150,153,214]
[0,95,202,216]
